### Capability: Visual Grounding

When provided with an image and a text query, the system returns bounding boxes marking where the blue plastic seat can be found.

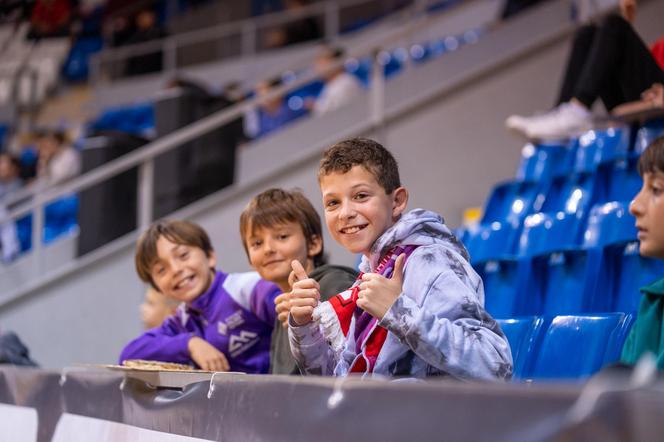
[481,180,545,225]
[528,313,632,380]
[583,201,637,248]
[574,126,631,173]
[635,118,664,154]
[479,258,529,317]
[497,317,545,380]
[598,157,641,203]
[465,221,521,263]
[515,141,575,182]
[540,172,600,215]
[518,211,585,257]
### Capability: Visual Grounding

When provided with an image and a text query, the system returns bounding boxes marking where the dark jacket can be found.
[621,277,664,369]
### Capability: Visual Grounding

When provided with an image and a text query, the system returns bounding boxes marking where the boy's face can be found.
[140,288,177,329]
[320,165,408,256]
[151,236,216,303]
[246,222,321,290]
[630,171,664,259]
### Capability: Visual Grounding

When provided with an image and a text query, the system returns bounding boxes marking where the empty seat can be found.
[479,258,529,317]
[583,201,636,249]
[481,180,545,225]
[518,211,585,257]
[574,126,631,173]
[635,118,664,154]
[540,171,600,215]
[465,220,521,263]
[515,141,575,182]
[606,243,664,313]
[497,316,544,379]
[599,157,641,203]
[527,313,632,380]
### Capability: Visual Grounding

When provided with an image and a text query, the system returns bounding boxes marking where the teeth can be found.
[342,226,363,234]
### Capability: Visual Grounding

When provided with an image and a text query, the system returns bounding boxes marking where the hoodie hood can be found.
[361,208,469,272]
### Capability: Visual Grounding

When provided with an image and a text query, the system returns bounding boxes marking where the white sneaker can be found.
[506,102,593,140]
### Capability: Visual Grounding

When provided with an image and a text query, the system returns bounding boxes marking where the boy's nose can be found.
[629,188,645,217]
[338,201,356,220]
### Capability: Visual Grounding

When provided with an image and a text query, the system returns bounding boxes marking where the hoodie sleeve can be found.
[118,315,194,365]
[379,246,513,381]
[288,317,337,375]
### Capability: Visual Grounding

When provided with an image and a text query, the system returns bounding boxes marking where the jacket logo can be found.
[229,331,259,357]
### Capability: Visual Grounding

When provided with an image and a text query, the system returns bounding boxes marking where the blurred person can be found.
[119,220,281,372]
[311,46,363,116]
[0,153,22,200]
[621,136,664,369]
[125,9,166,76]
[506,0,664,140]
[245,77,302,139]
[34,128,81,186]
[140,286,179,330]
[264,0,322,49]
[28,0,73,39]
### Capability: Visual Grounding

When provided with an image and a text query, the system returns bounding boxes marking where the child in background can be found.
[288,138,513,380]
[140,286,179,330]
[119,220,281,373]
[621,136,664,368]
[240,188,357,374]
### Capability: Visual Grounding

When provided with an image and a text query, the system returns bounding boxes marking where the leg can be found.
[557,23,597,106]
[575,14,664,111]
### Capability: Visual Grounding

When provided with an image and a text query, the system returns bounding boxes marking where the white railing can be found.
[90,0,449,83]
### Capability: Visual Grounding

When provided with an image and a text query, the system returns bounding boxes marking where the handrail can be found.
[91,0,428,82]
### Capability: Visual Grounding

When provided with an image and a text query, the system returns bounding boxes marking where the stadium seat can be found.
[479,258,529,317]
[582,201,636,249]
[465,220,521,263]
[541,171,600,215]
[481,180,545,225]
[573,126,631,173]
[515,141,575,182]
[497,316,545,379]
[517,211,585,257]
[598,157,641,203]
[527,313,632,380]
[635,118,664,154]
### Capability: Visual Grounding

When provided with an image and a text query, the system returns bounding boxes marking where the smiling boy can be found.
[621,136,664,368]
[119,220,281,373]
[240,188,357,374]
[287,138,513,380]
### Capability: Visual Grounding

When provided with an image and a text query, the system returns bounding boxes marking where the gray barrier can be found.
[0,366,663,441]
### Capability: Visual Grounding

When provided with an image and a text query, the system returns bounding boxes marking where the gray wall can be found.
[2,0,664,369]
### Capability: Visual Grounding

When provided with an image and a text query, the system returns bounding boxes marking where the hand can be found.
[275,292,291,329]
[357,254,406,320]
[288,260,320,326]
[642,83,664,106]
[188,336,230,372]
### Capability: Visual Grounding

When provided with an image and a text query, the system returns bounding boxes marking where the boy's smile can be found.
[321,165,408,256]
[630,171,664,259]
[152,236,217,303]
[246,222,320,291]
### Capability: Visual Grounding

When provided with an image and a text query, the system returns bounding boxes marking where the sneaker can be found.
[506,102,593,140]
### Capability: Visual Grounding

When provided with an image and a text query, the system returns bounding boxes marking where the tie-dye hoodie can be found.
[288,209,513,381]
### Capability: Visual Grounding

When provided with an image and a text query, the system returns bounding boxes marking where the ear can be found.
[392,187,409,219]
[307,234,323,258]
[207,249,217,270]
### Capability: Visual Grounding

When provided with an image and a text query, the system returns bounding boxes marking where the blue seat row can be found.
[498,312,633,380]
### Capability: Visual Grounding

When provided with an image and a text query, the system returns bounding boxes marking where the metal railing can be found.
[90,0,439,84]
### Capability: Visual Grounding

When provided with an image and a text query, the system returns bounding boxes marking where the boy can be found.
[119,220,281,373]
[288,138,513,380]
[621,136,664,368]
[140,286,179,330]
[240,188,357,374]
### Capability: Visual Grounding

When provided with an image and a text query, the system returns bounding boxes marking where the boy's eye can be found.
[251,240,262,248]
[156,267,165,275]
[278,233,290,240]
[354,192,369,200]
[180,252,189,259]
[325,199,339,209]
[651,185,662,196]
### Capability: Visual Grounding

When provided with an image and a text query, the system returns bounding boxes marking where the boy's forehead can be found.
[320,165,380,191]
[248,220,300,237]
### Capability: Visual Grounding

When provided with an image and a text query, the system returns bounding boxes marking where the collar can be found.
[187,270,225,314]
[641,277,664,297]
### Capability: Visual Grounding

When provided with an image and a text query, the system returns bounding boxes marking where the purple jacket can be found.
[120,271,281,373]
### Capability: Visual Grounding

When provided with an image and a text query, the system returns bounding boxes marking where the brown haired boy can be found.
[288,138,513,380]
[240,188,357,374]
[621,135,664,367]
[120,220,281,373]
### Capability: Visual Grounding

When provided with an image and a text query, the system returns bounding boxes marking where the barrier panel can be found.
[0,366,663,441]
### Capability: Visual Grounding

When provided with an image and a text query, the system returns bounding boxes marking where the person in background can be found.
[245,77,302,139]
[34,128,81,187]
[506,0,664,140]
[0,153,22,201]
[621,136,664,369]
[125,9,166,76]
[0,153,22,262]
[263,0,322,49]
[311,46,363,116]
[140,286,179,330]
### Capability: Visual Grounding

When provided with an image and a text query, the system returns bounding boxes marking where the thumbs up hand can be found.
[357,254,406,320]
[289,260,320,326]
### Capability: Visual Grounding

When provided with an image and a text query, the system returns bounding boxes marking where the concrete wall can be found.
[3,0,664,369]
